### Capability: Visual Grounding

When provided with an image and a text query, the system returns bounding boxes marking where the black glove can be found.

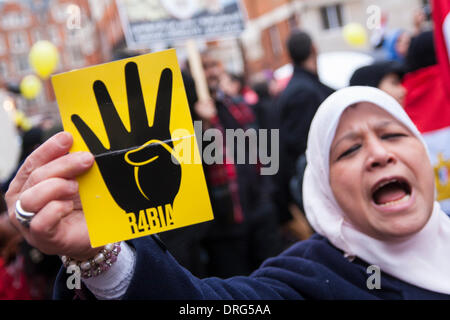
[71,62,181,213]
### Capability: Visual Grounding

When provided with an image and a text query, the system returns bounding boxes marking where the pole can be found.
[185,39,210,101]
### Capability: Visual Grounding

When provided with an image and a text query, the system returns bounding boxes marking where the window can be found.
[49,26,61,45]
[68,46,85,68]
[269,25,283,57]
[0,60,8,78]
[51,3,70,23]
[18,12,31,27]
[320,3,344,30]
[9,32,29,53]
[66,27,82,44]
[31,29,45,43]
[79,23,96,55]
[14,54,31,74]
[0,36,6,56]
[89,0,107,21]
[82,38,96,56]
[1,12,31,30]
[35,88,47,105]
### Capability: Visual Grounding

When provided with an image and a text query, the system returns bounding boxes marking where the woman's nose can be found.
[366,138,395,170]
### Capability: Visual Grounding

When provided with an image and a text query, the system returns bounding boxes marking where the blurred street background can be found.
[0,0,432,124]
[1,0,448,300]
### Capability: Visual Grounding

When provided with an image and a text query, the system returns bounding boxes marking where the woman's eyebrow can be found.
[331,131,359,154]
[330,120,398,154]
[373,120,396,130]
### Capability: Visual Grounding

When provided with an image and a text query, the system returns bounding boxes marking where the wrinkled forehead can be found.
[332,102,409,140]
[329,102,425,162]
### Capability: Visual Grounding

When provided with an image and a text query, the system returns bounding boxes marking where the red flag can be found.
[403,65,450,214]
[432,0,450,96]
[403,65,450,133]
[402,1,450,214]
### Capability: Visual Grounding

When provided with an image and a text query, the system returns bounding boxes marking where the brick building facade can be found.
[0,0,429,118]
[0,0,123,118]
[241,0,297,76]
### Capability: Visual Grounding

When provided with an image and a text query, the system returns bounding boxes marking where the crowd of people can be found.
[1,4,450,300]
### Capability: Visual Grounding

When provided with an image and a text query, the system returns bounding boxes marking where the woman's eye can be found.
[337,144,361,160]
[381,133,407,140]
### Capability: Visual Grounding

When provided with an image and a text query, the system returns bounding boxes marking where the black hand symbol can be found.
[71,62,182,213]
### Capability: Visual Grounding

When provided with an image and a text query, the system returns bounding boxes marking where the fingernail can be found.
[56,132,71,148]
[80,152,94,165]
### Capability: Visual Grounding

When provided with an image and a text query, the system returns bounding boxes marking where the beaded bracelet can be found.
[61,243,121,279]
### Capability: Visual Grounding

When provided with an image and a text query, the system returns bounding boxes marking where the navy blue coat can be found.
[53,234,450,300]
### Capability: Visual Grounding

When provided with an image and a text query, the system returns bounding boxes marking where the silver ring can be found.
[15,200,35,228]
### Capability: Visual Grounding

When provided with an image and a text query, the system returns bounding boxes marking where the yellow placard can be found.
[52,49,214,247]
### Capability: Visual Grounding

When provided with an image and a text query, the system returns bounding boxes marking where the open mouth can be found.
[371,177,412,207]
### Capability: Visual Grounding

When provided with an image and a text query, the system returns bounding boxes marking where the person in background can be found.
[199,52,283,277]
[219,72,258,106]
[383,29,411,63]
[349,61,406,106]
[0,193,31,300]
[249,77,278,208]
[273,29,334,241]
[219,72,245,102]
[250,79,277,132]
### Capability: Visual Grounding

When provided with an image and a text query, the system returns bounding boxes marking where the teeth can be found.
[378,194,410,207]
[375,179,398,191]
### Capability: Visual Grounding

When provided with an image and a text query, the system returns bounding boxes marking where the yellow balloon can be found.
[343,23,368,47]
[29,40,60,79]
[14,111,32,131]
[20,75,43,100]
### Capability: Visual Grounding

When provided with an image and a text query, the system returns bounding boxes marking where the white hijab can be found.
[303,86,450,295]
